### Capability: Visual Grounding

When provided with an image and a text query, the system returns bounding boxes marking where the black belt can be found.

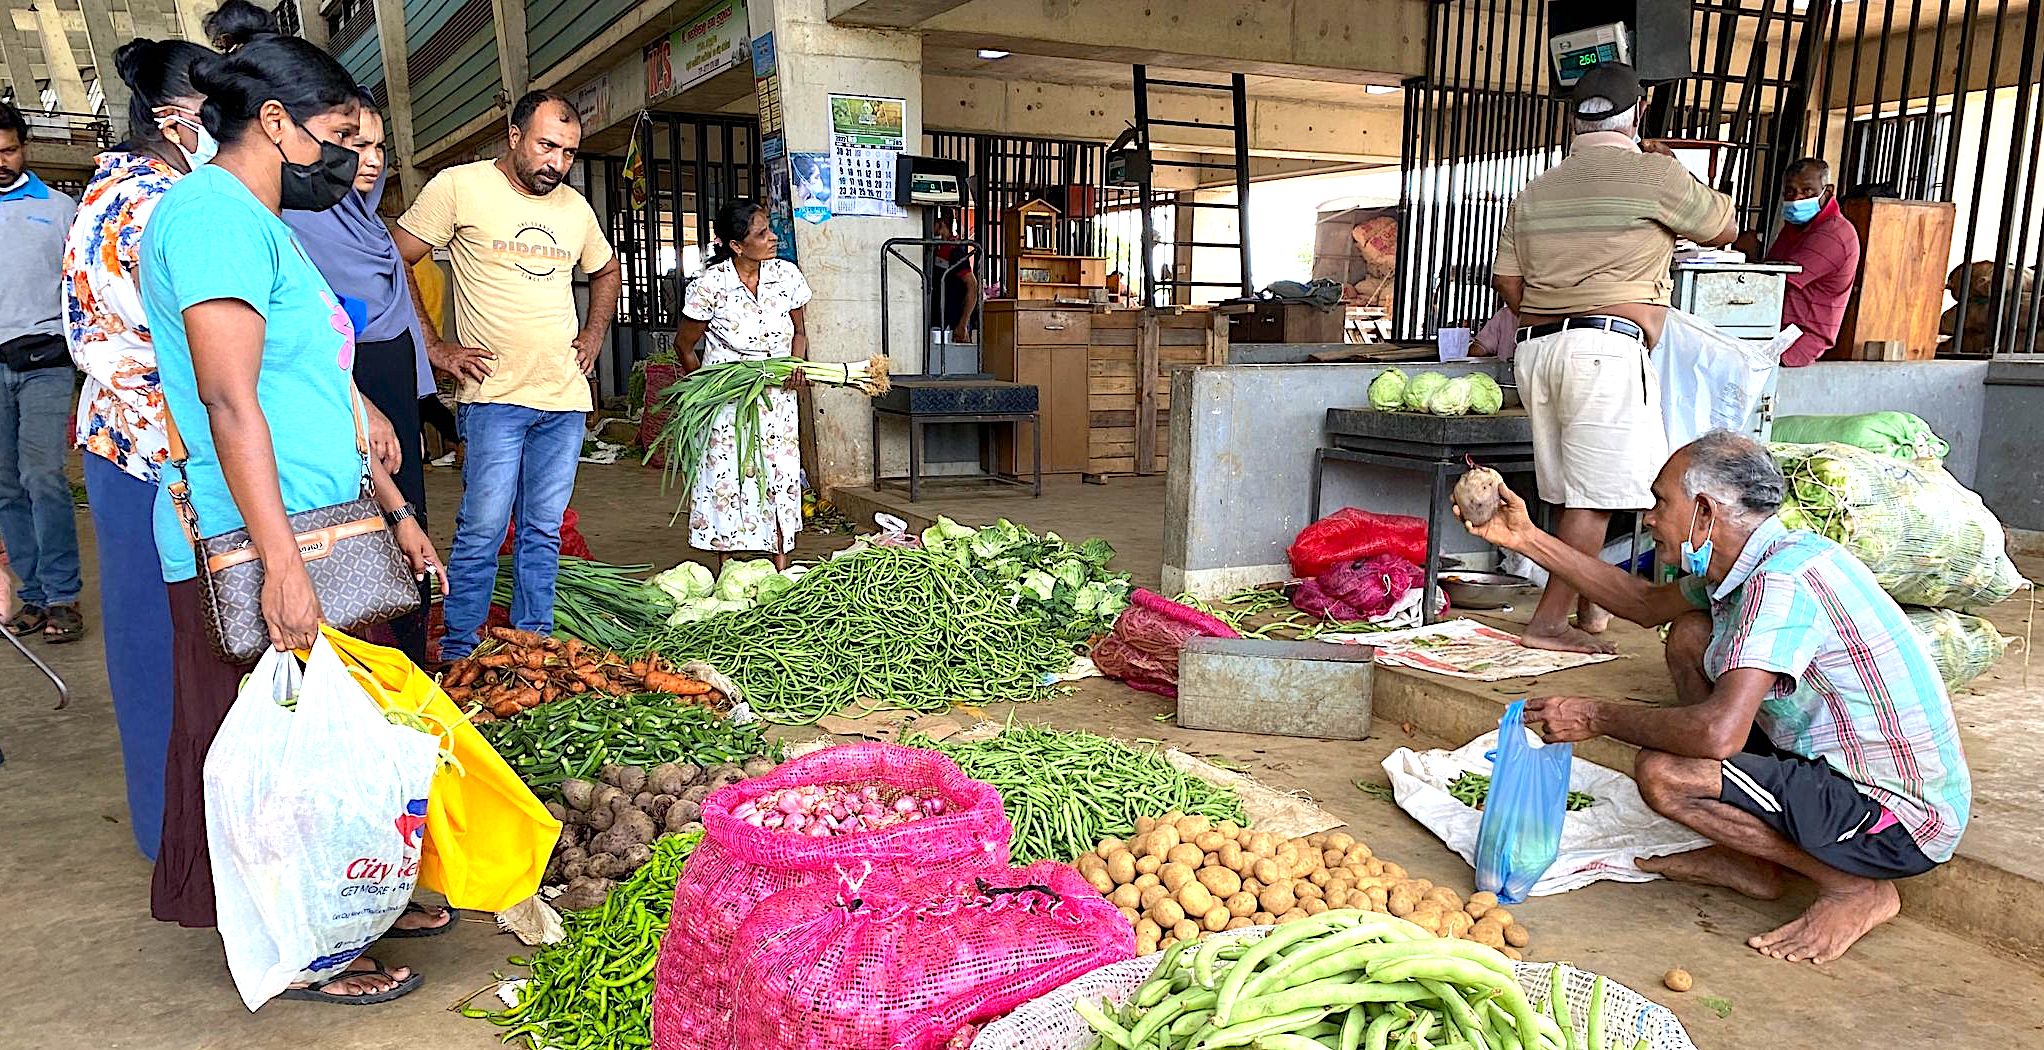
[1516,316,1646,344]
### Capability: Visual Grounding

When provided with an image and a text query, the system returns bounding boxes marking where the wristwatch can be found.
[383,503,419,529]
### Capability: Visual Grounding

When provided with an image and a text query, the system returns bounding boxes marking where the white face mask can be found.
[155,109,218,168]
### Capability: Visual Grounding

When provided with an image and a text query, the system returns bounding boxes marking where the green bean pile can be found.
[1448,772,1598,813]
[476,692,779,797]
[633,547,1074,725]
[908,724,1247,863]
[468,829,703,1050]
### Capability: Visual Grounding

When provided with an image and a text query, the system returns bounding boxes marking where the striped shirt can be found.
[1494,133,1735,315]
[1683,516,1971,862]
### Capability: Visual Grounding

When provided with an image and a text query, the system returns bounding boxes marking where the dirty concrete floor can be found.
[4,463,2042,1048]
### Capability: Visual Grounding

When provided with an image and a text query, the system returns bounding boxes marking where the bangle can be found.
[383,504,418,528]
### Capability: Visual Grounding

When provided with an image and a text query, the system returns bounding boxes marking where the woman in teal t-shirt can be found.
[137,27,445,1003]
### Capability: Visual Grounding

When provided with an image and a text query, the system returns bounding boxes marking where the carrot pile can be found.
[443,626,725,721]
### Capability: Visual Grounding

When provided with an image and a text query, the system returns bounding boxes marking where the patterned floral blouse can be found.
[63,151,182,482]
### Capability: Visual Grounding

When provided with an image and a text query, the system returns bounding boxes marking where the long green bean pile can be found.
[475,691,779,797]
[468,829,702,1050]
[490,556,673,651]
[633,547,1074,725]
[906,724,1246,863]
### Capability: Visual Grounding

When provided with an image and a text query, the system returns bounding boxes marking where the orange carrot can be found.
[475,652,520,669]
[641,670,715,696]
[487,626,553,649]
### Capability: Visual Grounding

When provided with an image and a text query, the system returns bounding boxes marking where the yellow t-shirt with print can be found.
[398,160,614,412]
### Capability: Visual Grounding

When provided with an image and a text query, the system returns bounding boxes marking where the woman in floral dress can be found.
[675,200,812,569]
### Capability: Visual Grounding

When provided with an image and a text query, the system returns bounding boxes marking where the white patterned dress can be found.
[681,258,813,553]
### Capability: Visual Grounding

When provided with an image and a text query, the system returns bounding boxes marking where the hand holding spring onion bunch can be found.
[647,355,891,518]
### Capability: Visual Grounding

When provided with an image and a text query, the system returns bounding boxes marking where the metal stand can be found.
[871,406,1042,503]
[0,591,74,766]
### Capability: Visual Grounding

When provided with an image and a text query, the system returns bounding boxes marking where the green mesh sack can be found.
[1904,606,2011,690]
[1771,412,1950,466]
[1770,442,2027,610]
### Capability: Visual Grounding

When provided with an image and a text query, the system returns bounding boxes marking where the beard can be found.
[519,162,564,194]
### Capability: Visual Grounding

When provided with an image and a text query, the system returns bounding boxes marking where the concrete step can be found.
[1372,659,2044,967]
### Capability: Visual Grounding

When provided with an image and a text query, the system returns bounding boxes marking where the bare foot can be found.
[1748,879,1900,963]
[1637,847,1784,900]
[1574,598,1612,635]
[1521,623,1618,655]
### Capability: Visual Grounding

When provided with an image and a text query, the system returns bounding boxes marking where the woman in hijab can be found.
[282,87,438,664]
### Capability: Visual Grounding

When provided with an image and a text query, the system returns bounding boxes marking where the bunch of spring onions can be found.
[647,356,891,516]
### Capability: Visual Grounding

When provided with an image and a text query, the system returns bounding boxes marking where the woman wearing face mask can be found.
[60,35,217,862]
[283,88,438,665]
[138,26,446,1001]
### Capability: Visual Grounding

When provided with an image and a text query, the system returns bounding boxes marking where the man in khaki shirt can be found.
[1491,64,1737,653]
[395,90,622,661]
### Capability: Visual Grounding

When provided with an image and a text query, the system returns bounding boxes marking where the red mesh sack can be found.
[729,863,1135,1050]
[1090,588,1241,698]
[651,743,1012,1050]
[498,508,592,560]
[1287,507,1427,579]
[639,362,685,468]
[1292,554,1425,621]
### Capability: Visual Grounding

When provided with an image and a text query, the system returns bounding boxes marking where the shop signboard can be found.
[647,0,750,104]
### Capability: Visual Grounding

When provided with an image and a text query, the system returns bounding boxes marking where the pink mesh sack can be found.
[730,862,1136,1050]
[651,743,1012,1050]
[1091,588,1242,698]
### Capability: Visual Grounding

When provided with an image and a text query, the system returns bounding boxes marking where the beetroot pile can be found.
[733,783,950,836]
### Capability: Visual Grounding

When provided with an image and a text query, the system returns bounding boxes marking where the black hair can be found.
[204,0,277,51]
[1783,156,1830,185]
[510,89,575,133]
[113,37,215,147]
[708,199,768,267]
[0,101,24,140]
[191,33,358,144]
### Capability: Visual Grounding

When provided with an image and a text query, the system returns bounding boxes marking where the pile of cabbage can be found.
[920,516,1133,646]
[650,558,800,623]
[1368,368,1505,416]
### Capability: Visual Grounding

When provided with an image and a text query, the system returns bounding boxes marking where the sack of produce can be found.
[1906,606,2012,690]
[729,862,1133,1050]
[1288,506,1428,579]
[1090,588,1241,698]
[1292,553,1424,621]
[1772,442,2026,609]
[1473,702,1572,905]
[651,743,1011,1050]
[1771,411,1950,466]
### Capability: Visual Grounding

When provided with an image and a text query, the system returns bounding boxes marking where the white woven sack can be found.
[971,928,1696,1050]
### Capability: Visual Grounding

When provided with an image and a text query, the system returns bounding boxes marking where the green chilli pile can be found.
[468,829,703,1050]
[632,547,1074,725]
[475,691,780,796]
[907,724,1246,864]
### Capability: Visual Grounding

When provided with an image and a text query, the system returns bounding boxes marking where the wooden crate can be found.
[1829,198,1954,361]
[1085,308,1227,476]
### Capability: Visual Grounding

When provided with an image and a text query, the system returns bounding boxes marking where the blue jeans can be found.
[0,362,81,607]
[440,403,584,660]
[84,454,173,859]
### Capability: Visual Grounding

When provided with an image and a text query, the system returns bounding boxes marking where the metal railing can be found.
[21,109,115,150]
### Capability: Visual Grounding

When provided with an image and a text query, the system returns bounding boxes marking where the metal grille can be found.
[1844,111,1954,200]
[925,131,1106,294]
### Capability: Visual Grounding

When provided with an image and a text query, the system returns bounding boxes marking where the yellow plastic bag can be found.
[319,627,562,911]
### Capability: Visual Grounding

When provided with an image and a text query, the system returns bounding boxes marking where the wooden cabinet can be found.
[983,301,1092,475]
[1829,198,1956,361]
[1227,301,1345,344]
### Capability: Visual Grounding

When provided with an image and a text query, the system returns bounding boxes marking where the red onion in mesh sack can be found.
[1296,554,1423,620]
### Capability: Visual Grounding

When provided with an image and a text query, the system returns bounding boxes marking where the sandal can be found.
[274,956,422,1005]
[380,901,460,938]
[42,604,83,645]
[4,604,45,637]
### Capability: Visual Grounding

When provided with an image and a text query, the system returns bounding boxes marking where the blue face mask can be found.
[1781,196,1822,225]
[1680,501,1714,578]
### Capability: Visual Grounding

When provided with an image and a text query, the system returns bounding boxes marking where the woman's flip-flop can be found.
[379,901,460,938]
[274,957,422,1005]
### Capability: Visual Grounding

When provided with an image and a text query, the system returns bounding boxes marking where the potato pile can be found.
[1071,812,1532,958]
[543,758,776,910]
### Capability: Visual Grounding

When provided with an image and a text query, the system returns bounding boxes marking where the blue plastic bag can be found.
[1473,700,1573,904]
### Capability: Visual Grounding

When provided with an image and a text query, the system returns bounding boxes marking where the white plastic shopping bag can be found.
[205,637,440,1011]
[1655,309,1794,449]
[1383,730,1710,897]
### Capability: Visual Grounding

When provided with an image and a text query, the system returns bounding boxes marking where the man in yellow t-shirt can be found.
[394,89,622,662]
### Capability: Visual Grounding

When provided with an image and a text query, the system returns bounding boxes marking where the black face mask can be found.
[275,120,359,211]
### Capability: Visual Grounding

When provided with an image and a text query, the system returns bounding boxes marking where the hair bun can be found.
[203,0,278,50]
[112,38,162,91]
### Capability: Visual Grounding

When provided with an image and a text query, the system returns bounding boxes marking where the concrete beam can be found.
[371,0,424,199]
[824,0,969,28]
[0,3,39,106]
[920,0,1426,85]
[171,0,209,42]
[489,0,532,101]
[1824,7,2035,111]
[32,2,88,112]
[76,0,125,124]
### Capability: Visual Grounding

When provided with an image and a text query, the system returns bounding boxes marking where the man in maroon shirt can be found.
[1739,158,1862,366]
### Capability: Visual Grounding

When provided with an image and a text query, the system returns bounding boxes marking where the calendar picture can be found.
[827,93,906,217]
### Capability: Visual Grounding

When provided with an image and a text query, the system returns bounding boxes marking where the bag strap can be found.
[163,386,373,548]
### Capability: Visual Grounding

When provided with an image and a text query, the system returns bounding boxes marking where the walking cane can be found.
[0,567,72,766]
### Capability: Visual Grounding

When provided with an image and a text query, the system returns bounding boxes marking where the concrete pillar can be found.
[32,1,88,112]
[171,0,209,42]
[76,0,126,127]
[370,0,424,199]
[0,3,40,108]
[293,0,327,47]
[746,0,922,492]
[488,0,529,101]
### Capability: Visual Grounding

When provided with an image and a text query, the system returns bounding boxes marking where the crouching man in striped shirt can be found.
[1459,430,1970,964]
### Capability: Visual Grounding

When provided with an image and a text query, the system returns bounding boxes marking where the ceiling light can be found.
[1365,85,1401,95]
[978,49,1011,60]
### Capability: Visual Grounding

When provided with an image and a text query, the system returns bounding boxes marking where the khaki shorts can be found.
[1513,327,1667,511]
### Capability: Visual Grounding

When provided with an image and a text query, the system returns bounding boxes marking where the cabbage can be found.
[715,558,778,601]
[1428,375,1475,416]
[920,515,977,550]
[1467,373,1503,415]
[651,561,716,601]
[753,572,796,604]
[1403,371,1449,411]
[1368,368,1409,411]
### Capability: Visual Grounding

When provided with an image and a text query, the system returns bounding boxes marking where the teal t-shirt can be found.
[140,165,362,584]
